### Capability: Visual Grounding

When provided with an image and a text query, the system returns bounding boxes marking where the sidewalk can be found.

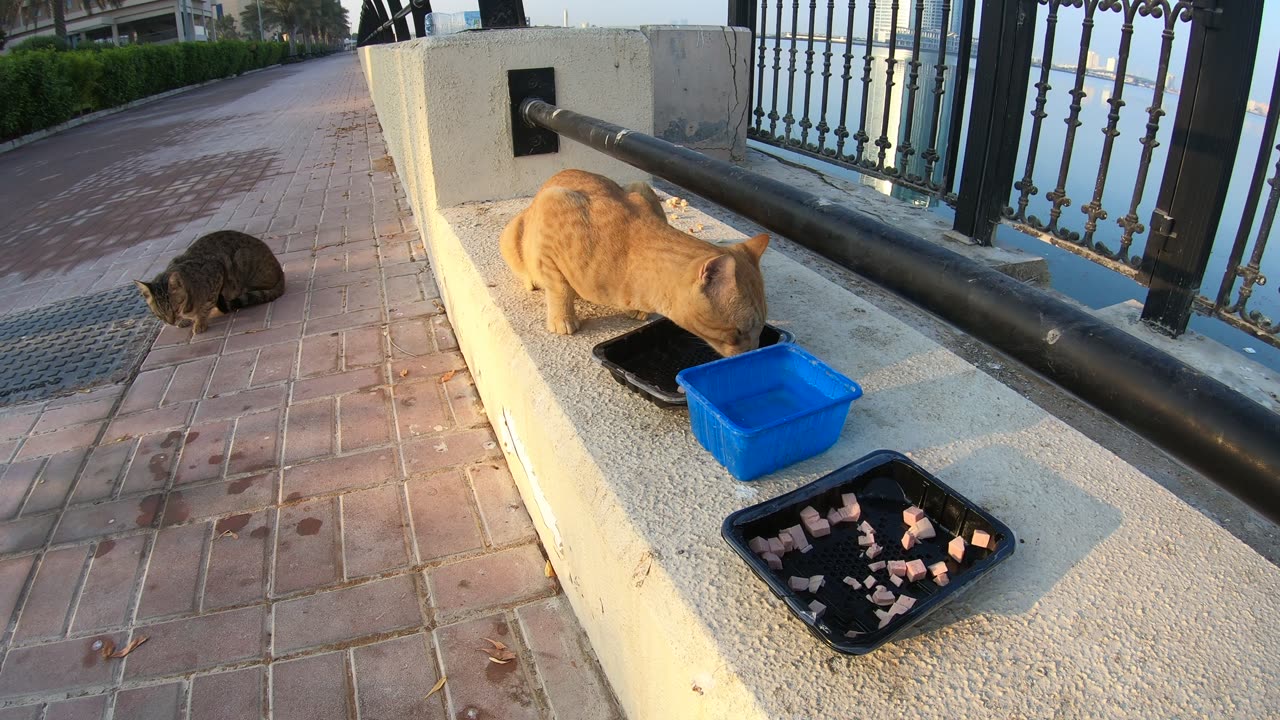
[0,55,619,720]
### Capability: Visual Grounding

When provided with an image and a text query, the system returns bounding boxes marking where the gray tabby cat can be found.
[135,230,285,337]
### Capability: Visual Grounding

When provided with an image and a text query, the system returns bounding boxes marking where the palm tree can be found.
[2,0,123,41]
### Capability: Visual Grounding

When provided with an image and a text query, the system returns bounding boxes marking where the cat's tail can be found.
[226,277,286,311]
[500,210,536,291]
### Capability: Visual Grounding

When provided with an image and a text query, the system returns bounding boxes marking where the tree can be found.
[212,14,238,40]
[1,0,124,40]
[239,2,268,40]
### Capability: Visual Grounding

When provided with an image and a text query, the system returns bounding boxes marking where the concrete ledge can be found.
[422,195,1280,719]
[0,64,283,156]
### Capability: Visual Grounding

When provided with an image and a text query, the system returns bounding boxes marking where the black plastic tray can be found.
[722,450,1015,655]
[591,317,794,407]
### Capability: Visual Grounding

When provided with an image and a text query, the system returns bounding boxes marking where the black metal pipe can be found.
[520,98,1280,525]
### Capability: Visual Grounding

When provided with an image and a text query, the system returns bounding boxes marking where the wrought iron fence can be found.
[744,1,975,203]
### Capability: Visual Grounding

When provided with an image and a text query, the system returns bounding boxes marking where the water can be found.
[751,38,1280,373]
[723,383,831,429]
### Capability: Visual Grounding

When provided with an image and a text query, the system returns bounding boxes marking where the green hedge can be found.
[0,39,292,142]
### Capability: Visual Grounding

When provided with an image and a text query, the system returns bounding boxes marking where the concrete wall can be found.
[359,29,654,215]
[641,25,751,162]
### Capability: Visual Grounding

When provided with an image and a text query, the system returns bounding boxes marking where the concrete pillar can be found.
[174,2,185,40]
[110,22,119,45]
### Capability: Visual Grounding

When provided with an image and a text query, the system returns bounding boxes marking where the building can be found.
[873,0,965,50]
[1105,56,1116,72]
[3,0,215,48]
[1087,50,1101,70]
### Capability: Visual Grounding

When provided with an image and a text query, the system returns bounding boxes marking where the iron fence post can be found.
[952,0,1037,245]
[385,0,410,40]
[411,0,431,38]
[1138,0,1263,337]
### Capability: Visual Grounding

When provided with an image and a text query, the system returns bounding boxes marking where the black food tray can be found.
[722,450,1015,655]
[591,317,794,407]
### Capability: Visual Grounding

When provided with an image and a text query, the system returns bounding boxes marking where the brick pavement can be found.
[0,55,621,720]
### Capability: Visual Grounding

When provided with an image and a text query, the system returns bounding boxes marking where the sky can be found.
[343,1,1279,105]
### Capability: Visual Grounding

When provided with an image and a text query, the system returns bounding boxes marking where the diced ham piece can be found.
[934,573,950,587]
[911,518,937,540]
[808,600,826,619]
[857,534,874,547]
[948,536,966,562]
[843,503,862,522]
[972,529,994,549]
[903,506,926,526]
[906,559,927,582]
[786,525,808,549]
[928,561,948,577]
[800,544,814,554]
[789,576,809,591]
[749,537,770,554]
[809,519,832,538]
[868,561,886,572]
[844,576,860,587]
[875,610,894,629]
[858,521,874,535]
[799,506,820,522]
[888,560,908,577]
[863,575,877,589]
[769,537,786,555]
[893,595,916,612]
[842,492,858,507]
[889,574,903,587]
[865,543,883,560]
[901,531,917,550]
[827,508,843,526]
[763,552,783,570]
[845,630,864,638]
[871,587,895,605]
[808,575,824,593]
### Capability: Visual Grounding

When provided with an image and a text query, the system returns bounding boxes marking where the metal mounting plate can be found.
[508,68,558,157]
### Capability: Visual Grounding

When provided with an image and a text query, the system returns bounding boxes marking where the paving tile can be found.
[44,693,108,720]
[162,473,274,526]
[269,287,308,327]
[342,324,384,368]
[293,367,385,403]
[350,633,446,720]
[427,545,555,620]
[389,352,467,386]
[274,574,421,653]
[274,498,341,595]
[140,340,223,371]
[309,286,344,318]
[393,380,450,440]
[0,458,43,520]
[402,429,500,478]
[0,554,36,634]
[137,523,206,620]
[228,303,271,335]
[282,398,335,464]
[15,422,101,461]
[223,322,302,354]
[71,534,146,633]
[388,319,435,358]
[32,398,116,435]
[435,614,539,720]
[443,370,487,428]
[338,388,391,452]
[405,470,484,563]
[164,357,216,406]
[190,666,264,720]
[227,408,282,476]
[14,545,89,641]
[305,309,382,336]
[0,705,42,720]
[253,341,297,386]
[113,681,184,720]
[299,333,341,378]
[124,606,266,679]
[105,403,192,441]
[517,596,622,720]
[195,386,287,422]
[430,316,458,352]
[23,447,87,515]
[0,632,124,697]
[174,420,232,486]
[0,514,55,554]
[283,449,398,499]
[71,440,133,504]
[0,411,39,441]
[121,430,185,493]
[205,350,256,398]
[203,509,271,609]
[345,282,381,313]
[341,484,410,579]
[467,463,537,547]
[272,651,352,720]
[117,368,175,415]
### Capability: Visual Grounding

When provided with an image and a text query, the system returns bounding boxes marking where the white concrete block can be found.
[360,29,654,211]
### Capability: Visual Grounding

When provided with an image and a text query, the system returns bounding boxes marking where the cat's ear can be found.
[133,280,152,300]
[698,254,738,297]
[739,234,770,266]
[166,272,188,308]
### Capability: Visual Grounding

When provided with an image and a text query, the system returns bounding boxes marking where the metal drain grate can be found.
[0,285,162,408]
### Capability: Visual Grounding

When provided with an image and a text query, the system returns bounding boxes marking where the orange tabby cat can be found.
[500,169,769,357]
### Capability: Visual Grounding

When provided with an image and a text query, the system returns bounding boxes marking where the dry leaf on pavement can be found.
[425,676,447,699]
[97,639,116,659]
[110,636,148,659]
[481,638,517,664]
[544,560,556,578]
[399,369,409,378]
[440,370,457,383]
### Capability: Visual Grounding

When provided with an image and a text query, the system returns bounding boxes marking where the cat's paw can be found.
[177,319,193,328]
[523,279,537,292]
[547,316,581,335]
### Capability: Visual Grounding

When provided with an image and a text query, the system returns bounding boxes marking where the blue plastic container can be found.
[676,344,862,480]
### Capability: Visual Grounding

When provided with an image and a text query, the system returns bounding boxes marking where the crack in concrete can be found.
[721,27,747,159]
